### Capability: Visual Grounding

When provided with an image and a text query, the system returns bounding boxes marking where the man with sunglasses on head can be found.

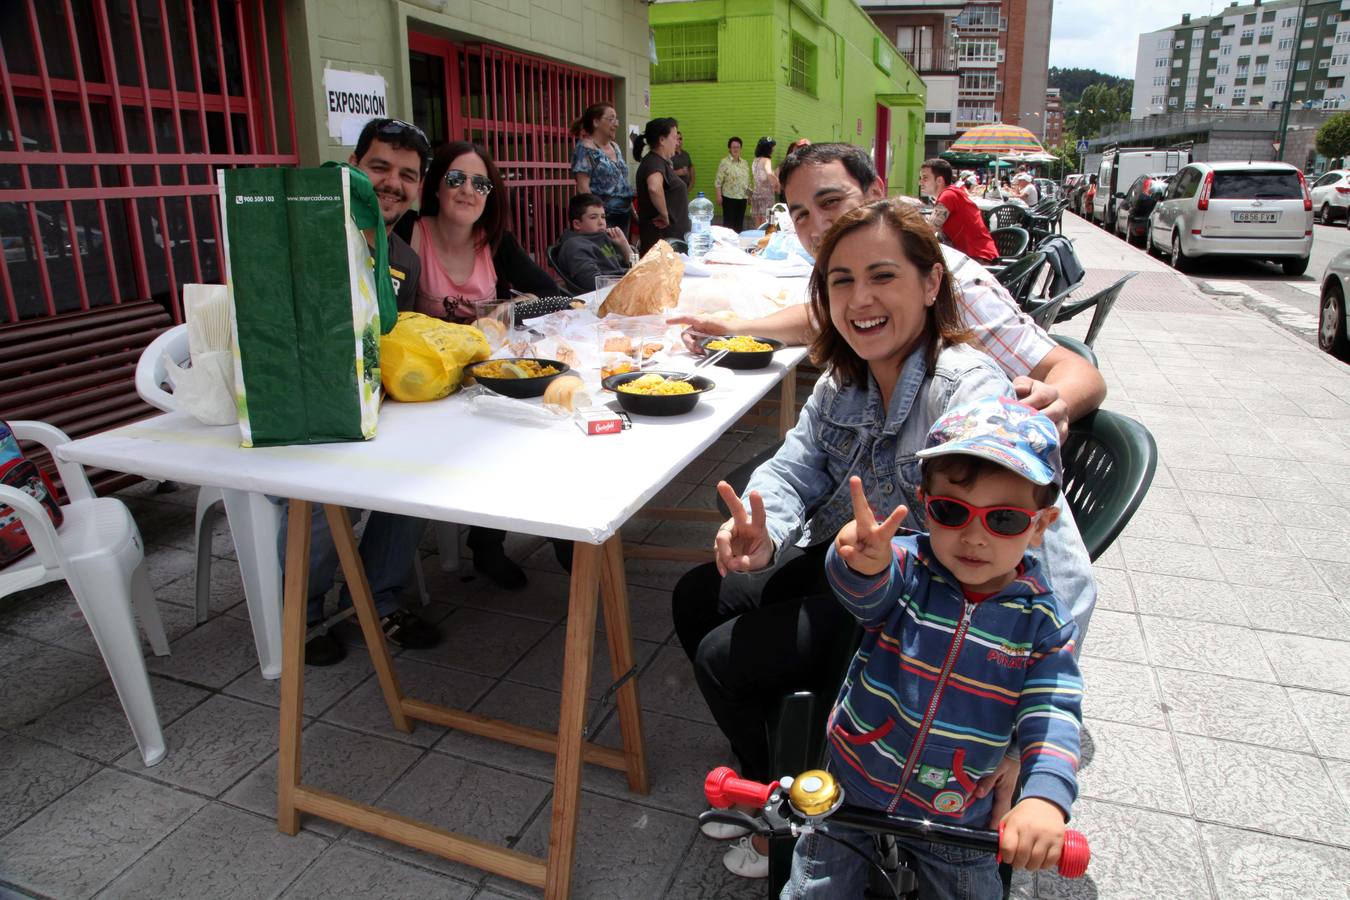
[280,117,443,666]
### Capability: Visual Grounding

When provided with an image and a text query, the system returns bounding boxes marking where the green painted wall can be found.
[283,0,654,165]
[649,0,925,215]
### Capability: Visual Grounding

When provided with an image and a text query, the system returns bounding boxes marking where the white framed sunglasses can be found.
[444,169,493,196]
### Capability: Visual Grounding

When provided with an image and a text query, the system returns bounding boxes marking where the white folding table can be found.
[58,347,806,898]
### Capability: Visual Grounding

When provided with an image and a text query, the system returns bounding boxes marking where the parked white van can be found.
[1093,148,1189,229]
[1147,161,1313,276]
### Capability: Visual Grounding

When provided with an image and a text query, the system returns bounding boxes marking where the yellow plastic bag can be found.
[380,312,491,402]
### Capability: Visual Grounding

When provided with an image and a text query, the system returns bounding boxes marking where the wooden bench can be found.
[0,301,175,496]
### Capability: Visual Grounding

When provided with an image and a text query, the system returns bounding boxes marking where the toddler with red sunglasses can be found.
[783,395,1083,900]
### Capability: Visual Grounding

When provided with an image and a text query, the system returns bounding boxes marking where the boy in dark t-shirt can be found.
[550,193,633,292]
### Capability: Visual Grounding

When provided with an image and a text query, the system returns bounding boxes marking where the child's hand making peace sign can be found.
[834,476,908,577]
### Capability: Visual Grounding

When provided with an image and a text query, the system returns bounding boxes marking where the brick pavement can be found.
[3,214,1350,898]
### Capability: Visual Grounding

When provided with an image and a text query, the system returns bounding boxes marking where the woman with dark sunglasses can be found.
[405,140,563,323]
[402,140,564,590]
[674,199,1094,880]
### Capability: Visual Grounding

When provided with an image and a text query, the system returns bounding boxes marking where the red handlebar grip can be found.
[704,767,775,809]
[995,824,1090,878]
[1058,829,1090,878]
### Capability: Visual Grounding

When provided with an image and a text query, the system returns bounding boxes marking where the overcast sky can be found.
[1049,0,1228,78]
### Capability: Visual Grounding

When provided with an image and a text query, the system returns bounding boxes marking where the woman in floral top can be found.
[714,136,751,232]
[571,102,634,234]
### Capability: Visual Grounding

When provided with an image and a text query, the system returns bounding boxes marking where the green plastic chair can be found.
[1052,334,1099,368]
[1059,408,1158,562]
[762,407,1158,895]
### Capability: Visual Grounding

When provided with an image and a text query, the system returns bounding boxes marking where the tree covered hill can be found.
[1049,67,1133,105]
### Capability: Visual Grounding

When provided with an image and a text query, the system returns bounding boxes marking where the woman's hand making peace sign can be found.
[713,480,773,577]
[834,476,908,577]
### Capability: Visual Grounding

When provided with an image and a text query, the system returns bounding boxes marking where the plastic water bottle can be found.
[688,192,715,258]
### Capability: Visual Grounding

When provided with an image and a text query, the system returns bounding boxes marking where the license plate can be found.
[1232,211,1279,223]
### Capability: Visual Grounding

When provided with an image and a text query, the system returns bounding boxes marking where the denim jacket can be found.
[744,343,1098,644]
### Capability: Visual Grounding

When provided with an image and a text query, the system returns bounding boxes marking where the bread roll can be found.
[543,374,588,411]
[598,239,684,317]
[603,335,633,353]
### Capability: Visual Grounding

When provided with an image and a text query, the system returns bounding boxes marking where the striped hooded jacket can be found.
[824,534,1082,825]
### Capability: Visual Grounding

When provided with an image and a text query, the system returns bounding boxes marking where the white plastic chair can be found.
[0,421,169,766]
[135,327,446,677]
[136,325,283,679]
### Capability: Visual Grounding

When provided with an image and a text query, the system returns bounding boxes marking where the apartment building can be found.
[865,0,1054,147]
[1045,87,1064,146]
[1131,0,1350,119]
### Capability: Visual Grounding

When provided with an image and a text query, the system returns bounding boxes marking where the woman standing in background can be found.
[749,136,778,228]
[632,117,690,254]
[714,136,751,232]
[570,102,634,236]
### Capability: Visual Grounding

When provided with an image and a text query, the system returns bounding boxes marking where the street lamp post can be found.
[1275,0,1308,161]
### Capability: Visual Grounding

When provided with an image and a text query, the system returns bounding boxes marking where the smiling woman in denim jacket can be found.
[684,199,1096,880]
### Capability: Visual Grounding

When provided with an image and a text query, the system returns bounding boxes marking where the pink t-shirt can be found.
[413,217,498,322]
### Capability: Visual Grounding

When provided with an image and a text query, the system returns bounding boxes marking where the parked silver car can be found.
[1320,248,1350,358]
[1148,161,1314,276]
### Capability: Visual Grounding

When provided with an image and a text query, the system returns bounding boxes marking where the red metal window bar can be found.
[410,33,616,268]
[0,0,299,324]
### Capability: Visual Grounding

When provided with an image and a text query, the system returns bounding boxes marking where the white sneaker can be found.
[700,819,752,840]
[722,836,769,879]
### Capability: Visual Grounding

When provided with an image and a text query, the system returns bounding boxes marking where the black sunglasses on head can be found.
[374,119,430,156]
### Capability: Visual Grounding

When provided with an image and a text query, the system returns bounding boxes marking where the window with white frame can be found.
[1168,96,1178,106]
[1316,79,1328,90]
[1175,39,1185,49]
[1156,57,1169,67]
[1233,87,1246,100]
[1221,45,1232,55]
[1330,15,1339,26]
[1260,25,1274,37]
[1171,77,1181,86]
[1151,94,1165,105]
[1193,36,1203,48]
[1338,32,1350,44]
[1306,17,1318,28]
[1298,59,1311,70]
[1324,97,1341,108]
[1277,58,1290,70]
[1321,58,1332,68]
[1185,99,1196,109]
[1279,38,1294,49]
[1218,64,1231,74]
[1187,74,1198,88]
[1334,54,1350,66]
[1211,29,1222,38]
[1153,74,1166,85]
[958,40,999,62]
[1157,37,1169,49]
[1256,62,1268,75]
[1216,84,1226,95]
[1282,16,1295,29]
[1273,79,1286,92]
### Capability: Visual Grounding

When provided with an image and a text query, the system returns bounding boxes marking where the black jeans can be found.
[672,544,857,780]
[721,197,747,233]
[606,209,631,237]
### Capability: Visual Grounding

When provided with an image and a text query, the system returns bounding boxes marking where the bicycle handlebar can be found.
[703,767,1090,879]
[705,766,776,809]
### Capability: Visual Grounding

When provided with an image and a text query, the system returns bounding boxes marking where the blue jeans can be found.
[782,820,1002,900]
[276,503,427,624]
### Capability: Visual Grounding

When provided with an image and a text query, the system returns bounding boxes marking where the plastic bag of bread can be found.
[380,311,491,402]
[598,239,684,317]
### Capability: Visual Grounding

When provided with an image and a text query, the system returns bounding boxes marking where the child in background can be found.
[550,192,632,292]
[783,395,1084,899]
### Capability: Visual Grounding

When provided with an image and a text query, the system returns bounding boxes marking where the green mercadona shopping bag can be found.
[219,163,397,447]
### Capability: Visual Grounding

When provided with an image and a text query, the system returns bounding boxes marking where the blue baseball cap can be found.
[916,395,1062,487]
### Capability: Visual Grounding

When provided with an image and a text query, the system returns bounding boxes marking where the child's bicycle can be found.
[700,766,1090,899]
